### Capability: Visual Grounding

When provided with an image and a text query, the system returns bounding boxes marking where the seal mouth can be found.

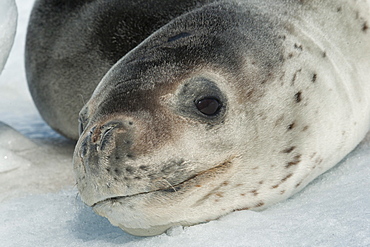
[91,159,233,207]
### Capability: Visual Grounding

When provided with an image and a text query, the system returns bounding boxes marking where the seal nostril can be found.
[80,138,88,158]
[95,122,123,151]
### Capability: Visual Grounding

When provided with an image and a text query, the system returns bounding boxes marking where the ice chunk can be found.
[0,0,17,74]
[0,122,75,202]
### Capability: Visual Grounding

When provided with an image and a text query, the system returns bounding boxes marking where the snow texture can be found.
[0,1,369,246]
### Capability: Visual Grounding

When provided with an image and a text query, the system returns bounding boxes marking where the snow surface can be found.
[0,0,369,246]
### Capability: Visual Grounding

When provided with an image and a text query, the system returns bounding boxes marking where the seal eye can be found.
[195,97,221,116]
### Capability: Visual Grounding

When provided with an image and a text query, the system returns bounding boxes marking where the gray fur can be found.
[26,0,216,139]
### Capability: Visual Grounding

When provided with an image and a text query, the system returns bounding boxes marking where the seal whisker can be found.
[161,179,178,193]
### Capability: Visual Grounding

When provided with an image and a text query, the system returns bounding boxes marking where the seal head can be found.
[74,2,286,236]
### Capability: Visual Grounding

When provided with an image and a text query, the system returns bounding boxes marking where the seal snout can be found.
[89,119,134,154]
[78,118,136,176]
[89,121,131,152]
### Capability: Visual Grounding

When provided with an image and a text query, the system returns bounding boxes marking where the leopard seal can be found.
[26,0,370,236]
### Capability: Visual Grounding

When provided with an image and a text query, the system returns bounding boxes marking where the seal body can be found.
[26,0,370,236]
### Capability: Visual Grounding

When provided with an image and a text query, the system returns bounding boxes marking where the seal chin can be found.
[93,201,178,237]
[83,159,234,236]
[91,161,231,207]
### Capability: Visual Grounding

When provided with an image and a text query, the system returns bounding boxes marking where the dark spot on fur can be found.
[302,125,309,131]
[272,174,293,189]
[167,32,191,42]
[106,168,111,172]
[295,182,302,188]
[115,156,120,160]
[286,155,302,168]
[362,21,368,32]
[259,181,264,185]
[281,173,293,182]
[288,53,294,59]
[222,181,229,186]
[128,121,133,126]
[315,157,324,164]
[294,43,303,51]
[288,122,296,130]
[280,190,286,194]
[216,193,224,197]
[322,51,327,58]
[291,69,302,85]
[336,7,342,12]
[195,184,202,187]
[246,89,255,98]
[114,168,122,175]
[282,146,296,153]
[312,73,317,83]
[255,202,265,208]
[114,177,118,181]
[125,166,134,174]
[295,91,302,103]
[234,207,250,211]
[278,34,287,40]
[241,193,246,196]
[250,190,258,196]
[139,165,148,171]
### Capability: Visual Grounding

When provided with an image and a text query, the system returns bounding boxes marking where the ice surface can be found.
[0,0,369,246]
[0,122,75,202]
[0,138,369,247]
[0,0,17,74]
